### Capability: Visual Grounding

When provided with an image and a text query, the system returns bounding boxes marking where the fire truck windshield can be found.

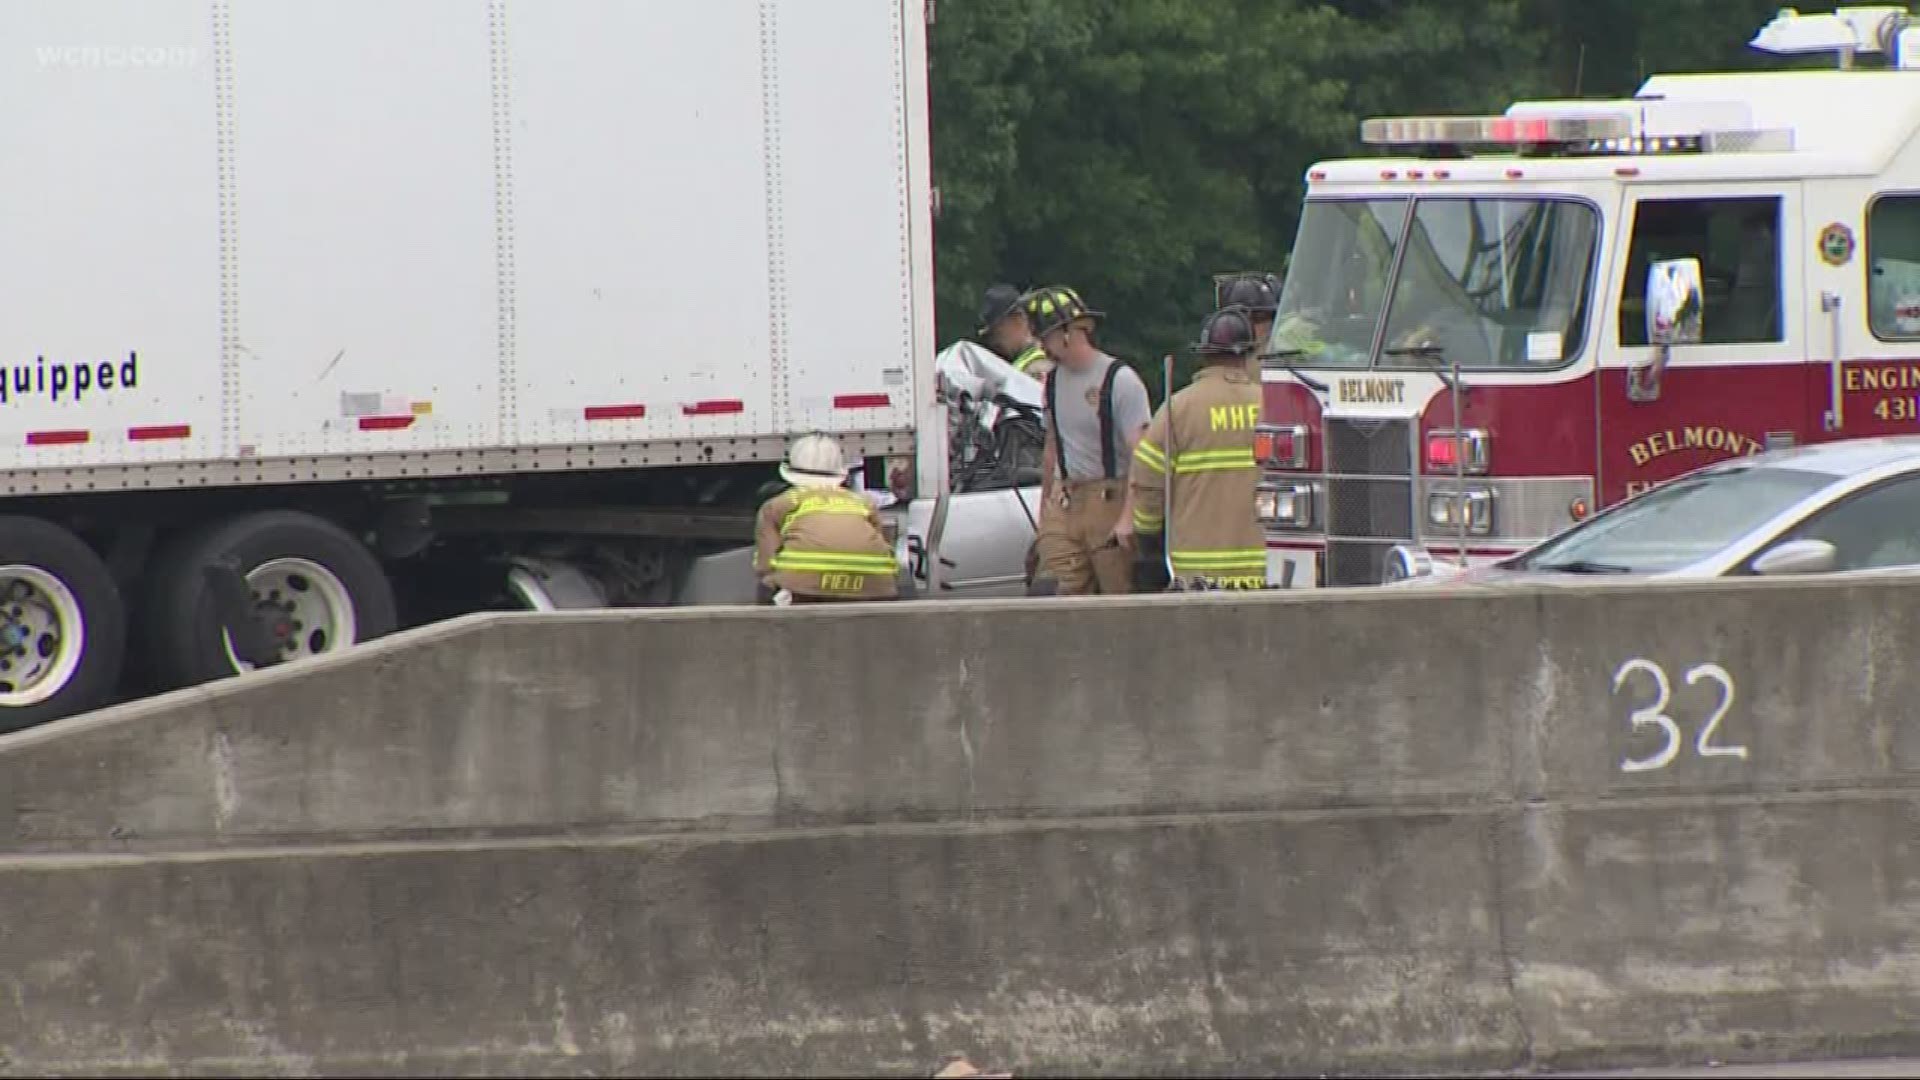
[1270,198,1406,368]
[1271,196,1600,371]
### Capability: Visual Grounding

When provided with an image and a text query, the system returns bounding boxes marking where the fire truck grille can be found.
[1327,476,1414,538]
[1325,417,1413,477]
[1322,418,1415,588]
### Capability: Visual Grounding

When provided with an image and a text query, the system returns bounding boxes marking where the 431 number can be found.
[1874,396,1918,423]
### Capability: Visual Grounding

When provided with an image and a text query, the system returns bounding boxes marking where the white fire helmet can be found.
[780,432,848,488]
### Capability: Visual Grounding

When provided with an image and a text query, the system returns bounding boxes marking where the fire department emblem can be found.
[1084,387,1102,408]
[1819,222,1856,267]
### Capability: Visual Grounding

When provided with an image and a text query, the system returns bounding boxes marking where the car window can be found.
[1619,196,1782,347]
[1510,464,1834,574]
[1764,475,1920,572]
[1869,194,1920,340]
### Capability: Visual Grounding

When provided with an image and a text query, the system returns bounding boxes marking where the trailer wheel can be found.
[146,511,398,689]
[0,517,126,732]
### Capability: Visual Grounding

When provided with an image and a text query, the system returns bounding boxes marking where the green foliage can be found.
[928,0,1810,379]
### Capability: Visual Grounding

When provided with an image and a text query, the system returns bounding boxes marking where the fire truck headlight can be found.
[1259,482,1315,529]
[1426,487,1496,535]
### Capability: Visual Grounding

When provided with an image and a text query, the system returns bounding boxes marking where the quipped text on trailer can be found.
[0,352,139,405]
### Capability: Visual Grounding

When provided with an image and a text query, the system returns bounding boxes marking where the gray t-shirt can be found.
[1046,352,1152,481]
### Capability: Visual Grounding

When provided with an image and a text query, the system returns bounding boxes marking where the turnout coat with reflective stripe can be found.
[1011,342,1053,380]
[1128,365,1266,587]
[754,485,899,599]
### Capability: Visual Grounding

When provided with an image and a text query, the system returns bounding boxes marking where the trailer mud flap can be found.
[203,560,281,670]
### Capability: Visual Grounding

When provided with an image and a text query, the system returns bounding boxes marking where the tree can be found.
[1524,0,1802,96]
[929,0,1812,377]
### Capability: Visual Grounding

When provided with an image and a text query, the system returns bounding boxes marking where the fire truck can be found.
[1255,5,1920,588]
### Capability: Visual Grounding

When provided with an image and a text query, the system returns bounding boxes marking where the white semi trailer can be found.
[0,0,939,728]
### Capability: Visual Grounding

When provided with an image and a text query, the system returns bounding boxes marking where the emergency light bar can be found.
[1360,113,1634,148]
[1358,110,1789,159]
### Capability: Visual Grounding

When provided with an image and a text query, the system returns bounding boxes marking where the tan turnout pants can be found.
[1035,478,1133,596]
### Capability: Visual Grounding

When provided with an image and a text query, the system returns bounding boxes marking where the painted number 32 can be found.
[1612,658,1748,773]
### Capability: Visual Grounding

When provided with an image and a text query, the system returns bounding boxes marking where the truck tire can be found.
[0,516,126,732]
[145,511,398,689]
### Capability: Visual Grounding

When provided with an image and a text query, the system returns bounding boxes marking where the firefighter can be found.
[1218,272,1282,378]
[976,282,1051,379]
[1219,272,1281,340]
[1119,305,1267,591]
[754,433,899,605]
[1026,285,1153,596]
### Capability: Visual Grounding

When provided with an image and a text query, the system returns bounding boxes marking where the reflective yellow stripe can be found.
[1174,448,1254,463]
[1171,448,1256,474]
[1170,547,1267,561]
[772,561,896,576]
[771,550,896,568]
[1133,439,1168,474]
[1013,345,1046,373]
[780,493,872,534]
[1171,565,1267,577]
[1172,461,1256,473]
[1171,562,1267,575]
[1170,548,1268,572]
[1132,508,1164,532]
[771,551,898,574]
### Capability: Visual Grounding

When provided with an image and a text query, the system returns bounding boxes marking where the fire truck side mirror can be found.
[1646,258,1704,346]
[1631,258,1705,403]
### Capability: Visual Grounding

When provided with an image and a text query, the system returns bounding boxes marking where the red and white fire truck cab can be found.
[1257,5,1920,587]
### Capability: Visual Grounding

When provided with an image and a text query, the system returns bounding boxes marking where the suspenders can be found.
[1043,361,1125,482]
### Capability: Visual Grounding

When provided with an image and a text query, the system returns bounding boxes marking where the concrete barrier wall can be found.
[5,578,1920,1074]
[0,816,1516,1077]
[5,800,1920,1076]
[5,578,1920,849]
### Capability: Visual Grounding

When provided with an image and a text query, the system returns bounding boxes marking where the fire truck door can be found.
[1603,185,1807,505]
[1820,190,1920,440]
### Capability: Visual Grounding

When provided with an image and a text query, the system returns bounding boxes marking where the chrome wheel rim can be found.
[0,565,87,708]
[223,558,357,672]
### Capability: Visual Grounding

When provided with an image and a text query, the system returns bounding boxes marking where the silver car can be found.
[896,341,1047,598]
[1387,437,1920,587]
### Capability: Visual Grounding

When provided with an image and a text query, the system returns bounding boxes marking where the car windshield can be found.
[1270,196,1600,371]
[1508,465,1838,574]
